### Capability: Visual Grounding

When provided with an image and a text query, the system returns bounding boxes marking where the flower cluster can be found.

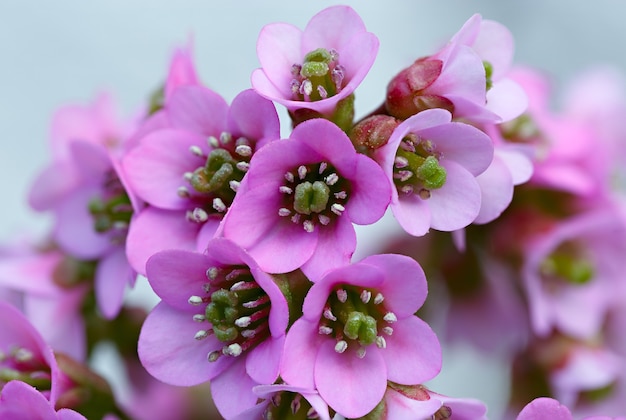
[2,4,626,420]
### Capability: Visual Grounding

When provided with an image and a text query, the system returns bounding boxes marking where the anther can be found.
[13,348,33,362]
[418,189,432,200]
[307,407,320,419]
[236,161,250,172]
[241,329,256,338]
[383,312,398,323]
[284,172,295,183]
[317,85,328,99]
[360,290,371,304]
[193,314,206,322]
[374,293,384,304]
[278,208,291,217]
[279,186,293,194]
[177,186,191,198]
[298,165,308,180]
[334,191,347,200]
[213,198,227,213]
[183,171,194,181]
[188,295,204,305]
[382,326,394,336]
[301,79,313,97]
[229,180,240,192]
[400,185,414,195]
[291,394,302,414]
[189,145,204,157]
[331,203,345,215]
[290,79,301,94]
[206,266,219,280]
[394,156,409,168]
[323,308,337,321]
[395,170,413,182]
[223,343,243,357]
[356,347,367,359]
[243,295,270,309]
[303,220,315,232]
[235,145,253,157]
[318,162,328,174]
[336,289,348,303]
[318,325,333,335]
[376,336,387,349]
[194,330,209,340]
[325,173,339,186]
[219,132,232,144]
[235,316,252,328]
[207,351,221,362]
[291,214,301,224]
[207,136,220,148]
[318,214,331,225]
[334,340,348,354]
[271,393,282,407]
[191,207,209,223]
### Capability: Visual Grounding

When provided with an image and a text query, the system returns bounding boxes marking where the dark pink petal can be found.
[392,193,431,237]
[167,85,229,136]
[145,250,212,310]
[0,380,58,420]
[381,317,442,384]
[516,397,572,420]
[359,254,427,316]
[255,22,303,96]
[227,89,280,148]
[294,119,357,173]
[138,302,229,386]
[428,160,482,231]
[210,359,259,419]
[245,335,284,385]
[431,44,486,108]
[126,207,199,275]
[280,319,321,389]
[122,129,207,209]
[315,340,387,418]
[346,154,390,225]
[57,408,88,420]
[95,248,133,319]
[164,44,199,100]
[195,219,220,253]
[473,155,514,225]
[300,215,356,281]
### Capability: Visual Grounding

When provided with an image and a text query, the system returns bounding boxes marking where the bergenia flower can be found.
[516,396,626,420]
[280,254,441,418]
[0,380,86,420]
[26,94,138,319]
[137,238,289,419]
[221,118,390,279]
[372,108,493,236]
[123,88,280,275]
[251,5,379,116]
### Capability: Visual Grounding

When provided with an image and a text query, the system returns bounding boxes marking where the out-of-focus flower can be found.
[251,5,378,116]
[0,380,86,420]
[280,254,441,418]
[221,118,390,280]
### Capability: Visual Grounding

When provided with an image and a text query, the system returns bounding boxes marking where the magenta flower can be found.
[137,238,289,419]
[280,254,441,418]
[0,380,86,420]
[251,5,379,116]
[372,108,493,236]
[123,88,280,275]
[220,118,390,279]
[516,397,574,420]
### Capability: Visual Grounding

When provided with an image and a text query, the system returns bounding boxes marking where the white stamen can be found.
[213,198,227,213]
[360,290,371,303]
[202,283,211,293]
[279,186,293,194]
[334,340,348,354]
[418,189,431,200]
[183,171,194,181]
[298,165,308,180]
[395,170,413,182]
[394,156,409,168]
[206,266,219,280]
[220,132,232,144]
[236,161,250,172]
[177,186,191,198]
[323,308,337,321]
[191,207,209,223]
[194,330,209,340]
[235,316,252,328]
[303,220,315,232]
[383,312,398,323]
[318,214,331,225]
[301,79,313,97]
[291,79,301,94]
[382,326,394,336]
[278,208,292,217]
[374,293,384,305]
[291,213,301,224]
[336,289,348,303]
[235,144,253,157]
[307,407,320,419]
[318,162,328,174]
[325,173,339,186]
[356,347,367,359]
[229,180,240,192]
[318,325,333,335]
[13,348,33,362]
[317,85,328,99]
[291,394,302,414]
[331,203,345,215]
[208,351,221,362]
[230,281,247,291]
[241,329,256,338]
[189,145,204,157]
[284,171,295,183]
[193,314,206,322]
[188,295,204,305]
[223,343,243,357]
[400,185,414,195]
[207,136,220,148]
[334,191,347,200]
[376,336,387,349]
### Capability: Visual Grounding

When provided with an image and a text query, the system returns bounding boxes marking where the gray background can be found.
[2,1,625,417]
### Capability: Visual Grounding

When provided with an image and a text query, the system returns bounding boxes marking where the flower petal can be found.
[95,248,133,319]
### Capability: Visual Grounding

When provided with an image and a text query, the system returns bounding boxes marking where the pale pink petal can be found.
[227,89,280,147]
[385,388,443,420]
[487,78,528,122]
[95,248,133,319]
[496,146,534,185]
[255,23,303,95]
[0,380,58,420]
[280,319,321,389]
[381,317,442,384]
[315,341,387,418]
[473,155,514,225]
[301,6,368,53]
[245,335,284,385]
[516,397,572,420]
[210,360,259,419]
[28,162,78,211]
[167,85,229,136]
[392,193,432,237]
[345,155,391,225]
[472,19,514,79]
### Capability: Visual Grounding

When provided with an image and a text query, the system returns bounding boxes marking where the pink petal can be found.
[516,397,572,420]
[280,319,321,389]
[167,85,229,136]
[301,6,368,53]
[381,317,442,384]
[473,155,514,225]
[126,207,199,275]
[164,43,199,100]
[227,89,280,147]
[487,78,528,122]
[392,193,432,237]
[138,302,229,386]
[0,380,58,420]
[28,161,78,211]
[472,19,514,79]
[315,341,387,418]
[95,248,133,319]
[210,359,259,419]
[122,129,207,209]
[385,388,443,420]
[245,336,284,385]
[346,154,391,225]
[255,22,303,96]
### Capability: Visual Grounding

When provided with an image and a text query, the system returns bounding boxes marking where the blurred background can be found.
[2,1,625,418]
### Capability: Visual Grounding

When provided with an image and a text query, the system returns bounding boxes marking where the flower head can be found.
[221,118,390,279]
[280,254,441,418]
[251,5,378,116]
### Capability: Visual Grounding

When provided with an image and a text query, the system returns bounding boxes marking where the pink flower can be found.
[280,254,441,418]
[0,380,86,420]
[516,397,573,420]
[221,118,390,280]
[372,108,493,236]
[123,88,280,275]
[251,5,378,116]
[137,238,289,419]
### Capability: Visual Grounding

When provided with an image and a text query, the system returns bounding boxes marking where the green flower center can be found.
[0,346,51,391]
[393,135,447,199]
[290,48,346,102]
[88,170,133,239]
[540,241,594,286]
